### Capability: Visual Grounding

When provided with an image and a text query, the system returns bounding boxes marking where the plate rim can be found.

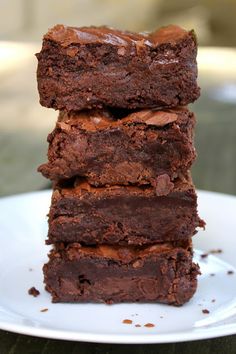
[0,320,236,344]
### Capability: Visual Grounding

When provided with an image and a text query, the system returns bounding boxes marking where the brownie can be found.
[38,107,196,186]
[43,240,199,305]
[36,24,200,111]
[47,176,204,245]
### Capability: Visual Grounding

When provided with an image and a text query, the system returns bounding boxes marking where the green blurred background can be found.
[1,0,236,46]
[0,0,236,196]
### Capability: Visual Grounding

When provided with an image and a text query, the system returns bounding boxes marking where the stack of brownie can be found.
[36,24,204,305]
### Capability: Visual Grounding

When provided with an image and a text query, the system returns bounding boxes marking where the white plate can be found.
[0,190,236,344]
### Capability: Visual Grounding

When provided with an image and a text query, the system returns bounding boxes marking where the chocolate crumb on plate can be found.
[209,249,222,254]
[144,323,155,328]
[227,270,234,275]
[201,249,222,259]
[202,309,210,314]
[28,287,40,297]
[122,319,132,324]
[40,308,48,312]
[135,324,141,327]
[211,299,216,303]
[210,273,215,276]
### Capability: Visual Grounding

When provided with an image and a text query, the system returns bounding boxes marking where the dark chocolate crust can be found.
[47,177,204,245]
[43,241,199,305]
[36,25,200,111]
[38,107,196,186]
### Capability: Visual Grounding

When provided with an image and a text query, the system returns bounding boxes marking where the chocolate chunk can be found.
[154,174,174,196]
[145,112,178,126]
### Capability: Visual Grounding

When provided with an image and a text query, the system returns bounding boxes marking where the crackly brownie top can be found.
[44,24,192,48]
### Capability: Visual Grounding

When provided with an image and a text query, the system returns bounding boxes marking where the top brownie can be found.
[36,24,200,111]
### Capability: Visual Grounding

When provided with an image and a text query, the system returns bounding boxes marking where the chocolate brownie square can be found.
[47,176,204,245]
[36,25,200,111]
[39,107,196,186]
[43,240,199,305]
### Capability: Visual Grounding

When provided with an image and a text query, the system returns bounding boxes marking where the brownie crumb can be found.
[201,249,222,259]
[40,308,48,312]
[144,323,155,328]
[210,273,215,276]
[160,316,164,319]
[227,270,234,275]
[209,249,222,254]
[202,309,210,314]
[122,319,132,324]
[211,299,216,303]
[29,268,33,272]
[28,287,40,297]
[135,324,141,327]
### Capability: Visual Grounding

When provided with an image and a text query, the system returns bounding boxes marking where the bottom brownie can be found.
[43,240,199,306]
